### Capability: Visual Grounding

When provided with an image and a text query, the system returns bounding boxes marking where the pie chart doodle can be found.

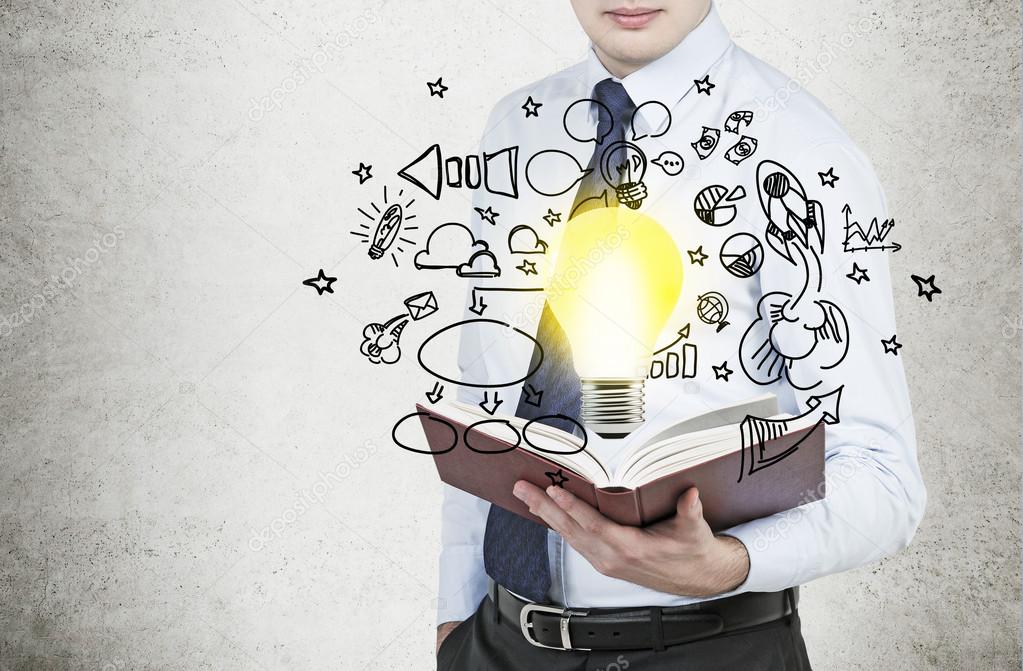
[694,184,745,227]
[719,233,764,278]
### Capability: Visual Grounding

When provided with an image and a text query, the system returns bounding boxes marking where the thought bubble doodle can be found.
[525,150,593,197]
[563,98,612,144]
[631,101,672,141]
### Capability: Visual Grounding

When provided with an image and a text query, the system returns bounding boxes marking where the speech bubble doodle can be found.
[652,151,685,176]
[563,98,612,144]
[417,319,544,387]
[525,150,593,197]
[631,101,672,141]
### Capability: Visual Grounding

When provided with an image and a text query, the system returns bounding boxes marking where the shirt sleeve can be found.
[435,101,513,625]
[722,139,927,592]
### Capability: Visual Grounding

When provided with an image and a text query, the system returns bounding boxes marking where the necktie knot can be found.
[593,78,635,145]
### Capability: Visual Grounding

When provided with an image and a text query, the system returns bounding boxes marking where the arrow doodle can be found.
[479,391,503,416]
[652,323,691,355]
[737,386,843,483]
[425,382,444,404]
[468,286,544,317]
[469,293,487,316]
[523,384,543,408]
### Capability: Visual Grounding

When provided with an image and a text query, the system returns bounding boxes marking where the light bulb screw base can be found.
[579,377,645,438]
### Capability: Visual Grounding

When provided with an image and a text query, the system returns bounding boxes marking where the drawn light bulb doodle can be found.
[738,160,849,391]
[350,186,418,267]
[599,141,648,209]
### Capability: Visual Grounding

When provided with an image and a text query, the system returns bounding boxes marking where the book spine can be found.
[595,488,644,526]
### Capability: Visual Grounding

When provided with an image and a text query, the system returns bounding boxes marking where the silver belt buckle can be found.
[519,603,590,650]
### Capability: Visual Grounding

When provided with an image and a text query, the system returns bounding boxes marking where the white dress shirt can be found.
[437,4,926,625]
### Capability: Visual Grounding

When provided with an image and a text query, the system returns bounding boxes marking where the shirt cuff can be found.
[720,510,808,593]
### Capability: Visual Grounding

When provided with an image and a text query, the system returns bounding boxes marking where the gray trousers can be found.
[437,597,813,671]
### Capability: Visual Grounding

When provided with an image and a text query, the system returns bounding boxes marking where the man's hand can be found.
[513,481,750,597]
[436,621,462,654]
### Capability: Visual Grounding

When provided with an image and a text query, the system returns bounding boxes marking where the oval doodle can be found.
[523,415,589,455]
[417,319,544,388]
[464,419,521,454]
[392,411,458,455]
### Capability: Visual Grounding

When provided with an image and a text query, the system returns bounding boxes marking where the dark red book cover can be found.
[418,404,825,530]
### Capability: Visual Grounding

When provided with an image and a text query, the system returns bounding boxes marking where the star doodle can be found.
[302,269,337,295]
[688,246,708,266]
[911,274,941,302]
[543,209,562,227]
[818,167,840,188]
[516,259,538,276]
[522,96,542,117]
[427,77,448,98]
[545,468,569,488]
[712,361,733,381]
[475,205,499,225]
[694,75,715,95]
[351,162,372,184]
[846,263,870,284]
[881,334,902,356]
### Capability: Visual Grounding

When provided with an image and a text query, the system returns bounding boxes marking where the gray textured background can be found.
[1,1,1020,669]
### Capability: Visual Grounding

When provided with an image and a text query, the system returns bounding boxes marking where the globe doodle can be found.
[696,292,730,332]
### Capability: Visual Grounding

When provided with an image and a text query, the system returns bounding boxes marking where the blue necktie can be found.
[483,79,636,602]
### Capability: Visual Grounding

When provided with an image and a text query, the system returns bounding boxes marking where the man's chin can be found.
[598,36,673,69]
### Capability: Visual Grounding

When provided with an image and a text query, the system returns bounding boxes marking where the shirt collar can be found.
[583,3,732,128]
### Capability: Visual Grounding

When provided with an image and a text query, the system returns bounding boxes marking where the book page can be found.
[613,393,779,475]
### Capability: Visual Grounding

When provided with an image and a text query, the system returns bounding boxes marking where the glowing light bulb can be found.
[599,141,648,210]
[545,207,683,438]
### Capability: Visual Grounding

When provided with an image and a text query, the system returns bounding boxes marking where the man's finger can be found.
[513,481,583,539]
[546,486,615,538]
[675,487,702,521]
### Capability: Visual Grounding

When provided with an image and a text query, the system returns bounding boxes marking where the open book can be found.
[418,393,826,529]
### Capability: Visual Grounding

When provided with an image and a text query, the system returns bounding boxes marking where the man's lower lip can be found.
[607,10,660,28]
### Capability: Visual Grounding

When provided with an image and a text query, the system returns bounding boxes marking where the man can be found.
[436,2,926,668]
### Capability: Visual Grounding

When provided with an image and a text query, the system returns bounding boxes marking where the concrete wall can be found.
[1,1,1019,668]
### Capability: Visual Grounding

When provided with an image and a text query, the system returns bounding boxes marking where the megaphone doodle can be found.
[397,144,519,200]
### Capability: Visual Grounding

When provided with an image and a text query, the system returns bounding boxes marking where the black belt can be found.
[488,581,797,651]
